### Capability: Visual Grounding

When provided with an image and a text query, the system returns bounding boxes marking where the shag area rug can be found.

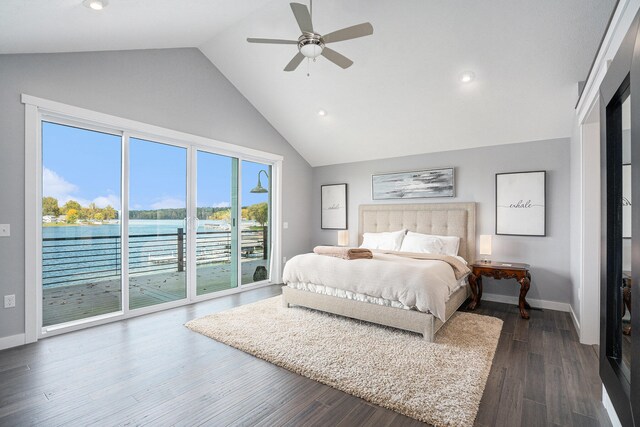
[186,296,502,427]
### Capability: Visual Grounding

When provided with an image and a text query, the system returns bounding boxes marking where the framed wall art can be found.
[496,171,546,236]
[321,183,348,230]
[371,167,454,200]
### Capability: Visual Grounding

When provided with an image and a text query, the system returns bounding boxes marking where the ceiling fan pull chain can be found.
[307,58,310,77]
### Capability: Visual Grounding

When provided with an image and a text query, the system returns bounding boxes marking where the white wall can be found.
[0,48,313,341]
[569,111,601,344]
[312,138,572,305]
[570,116,582,325]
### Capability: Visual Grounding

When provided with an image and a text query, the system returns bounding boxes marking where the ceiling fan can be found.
[247,1,373,72]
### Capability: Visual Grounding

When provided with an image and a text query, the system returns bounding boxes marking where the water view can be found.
[42,121,271,328]
[43,219,265,288]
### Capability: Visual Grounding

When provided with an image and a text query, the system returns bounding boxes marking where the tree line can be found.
[130,207,231,220]
[43,197,117,223]
[43,197,268,225]
[208,203,268,226]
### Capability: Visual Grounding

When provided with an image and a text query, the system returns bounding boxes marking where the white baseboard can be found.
[569,305,581,337]
[482,293,571,312]
[603,385,623,427]
[0,333,26,351]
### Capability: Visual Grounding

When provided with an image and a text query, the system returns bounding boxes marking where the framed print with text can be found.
[496,171,546,236]
[321,183,347,230]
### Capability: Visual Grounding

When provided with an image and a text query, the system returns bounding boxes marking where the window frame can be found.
[23,94,283,341]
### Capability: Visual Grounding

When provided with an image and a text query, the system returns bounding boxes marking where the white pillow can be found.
[400,232,444,254]
[401,232,460,256]
[433,235,461,256]
[360,229,406,251]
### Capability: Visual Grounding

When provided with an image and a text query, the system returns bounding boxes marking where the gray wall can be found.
[0,48,313,340]
[312,138,571,304]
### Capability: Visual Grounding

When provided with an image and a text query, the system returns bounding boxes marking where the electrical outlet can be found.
[4,295,15,308]
[283,222,289,229]
[0,224,9,237]
[282,256,287,264]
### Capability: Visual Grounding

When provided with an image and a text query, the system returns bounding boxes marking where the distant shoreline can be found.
[42,222,116,227]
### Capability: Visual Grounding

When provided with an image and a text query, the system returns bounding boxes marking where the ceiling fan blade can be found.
[322,23,374,43]
[284,52,305,71]
[247,38,298,44]
[290,3,314,33]
[321,47,354,69]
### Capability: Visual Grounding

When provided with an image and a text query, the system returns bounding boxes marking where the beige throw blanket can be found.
[313,245,373,260]
[372,250,470,280]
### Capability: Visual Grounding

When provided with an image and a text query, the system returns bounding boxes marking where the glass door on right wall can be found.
[240,160,272,285]
[621,97,632,377]
[599,10,640,424]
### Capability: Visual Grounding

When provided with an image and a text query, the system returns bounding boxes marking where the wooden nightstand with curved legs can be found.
[467,261,532,319]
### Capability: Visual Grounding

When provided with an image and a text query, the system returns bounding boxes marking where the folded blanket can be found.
[313,246,373,260]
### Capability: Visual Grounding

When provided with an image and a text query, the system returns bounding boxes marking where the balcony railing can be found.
[42,229,266,288]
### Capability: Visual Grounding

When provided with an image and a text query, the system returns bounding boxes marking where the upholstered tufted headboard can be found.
[358,203,476,262]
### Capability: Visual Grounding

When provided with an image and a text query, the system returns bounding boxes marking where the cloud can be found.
[43,166,120,209]
[150,197,185,210]
[211,201,230,208]
[92,195,121,209]
[43,167,80,204]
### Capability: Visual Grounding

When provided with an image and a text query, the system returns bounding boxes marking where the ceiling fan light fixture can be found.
[300,43,323,58]
[83,0,108,10]
[318,109,327,116]
[298,35,324,59]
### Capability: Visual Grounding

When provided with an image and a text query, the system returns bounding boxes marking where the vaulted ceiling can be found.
[0,0,616,166]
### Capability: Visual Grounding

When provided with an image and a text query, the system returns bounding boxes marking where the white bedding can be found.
[282,252,468,322]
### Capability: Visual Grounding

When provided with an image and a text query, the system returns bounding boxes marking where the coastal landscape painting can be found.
[371,168,454,200]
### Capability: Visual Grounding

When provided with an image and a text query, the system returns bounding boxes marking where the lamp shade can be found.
[338,230,349,246]
[479,235,492,255]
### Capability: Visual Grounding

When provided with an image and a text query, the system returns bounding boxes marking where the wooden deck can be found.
[43,259,269,326]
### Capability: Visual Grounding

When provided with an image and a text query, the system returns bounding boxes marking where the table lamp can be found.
[479,234,492,263]
[338,230,349,246]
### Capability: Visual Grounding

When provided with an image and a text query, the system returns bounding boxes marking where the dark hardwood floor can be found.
[0,285,612,426]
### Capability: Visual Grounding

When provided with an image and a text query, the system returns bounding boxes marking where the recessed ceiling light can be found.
[318,109,327,117]
[83,0,108,10]
[460,71,476,83]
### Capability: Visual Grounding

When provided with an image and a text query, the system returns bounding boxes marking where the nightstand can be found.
[467,261,532,319]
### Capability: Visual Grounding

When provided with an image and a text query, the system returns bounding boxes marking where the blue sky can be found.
[42,122,269,211]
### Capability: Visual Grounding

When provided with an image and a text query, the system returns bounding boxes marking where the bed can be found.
[282,202,476,342]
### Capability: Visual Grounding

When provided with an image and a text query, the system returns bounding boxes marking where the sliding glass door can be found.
[241,160,272,285]
[40,119,276,332]
[195,150,239,295]
[128,138,188,309]
[41,121,122,327]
